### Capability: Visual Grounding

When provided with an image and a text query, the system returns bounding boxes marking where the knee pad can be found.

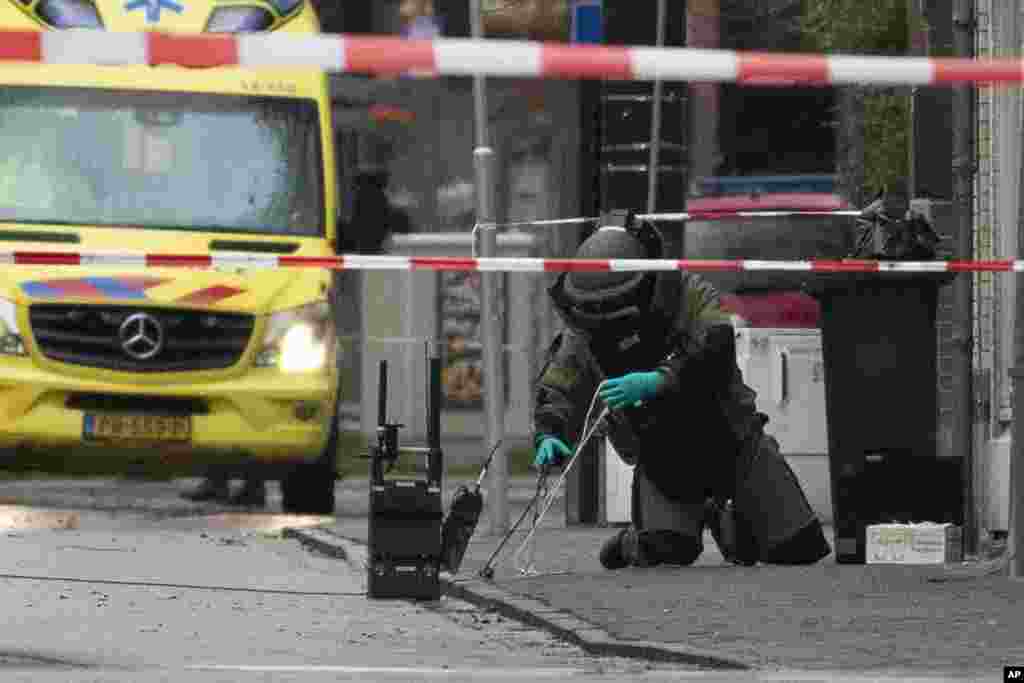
[641,530,703,567]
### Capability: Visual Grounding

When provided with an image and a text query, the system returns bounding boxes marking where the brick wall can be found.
[972,0,1017,426]
[973,0,995,402]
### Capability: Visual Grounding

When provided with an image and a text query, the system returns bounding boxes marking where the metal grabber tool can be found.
[478,384,610,580]
[477,465,553,581]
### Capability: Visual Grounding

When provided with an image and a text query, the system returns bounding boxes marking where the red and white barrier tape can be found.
[2,251,1022,273]
[3,29,1024,86]
[337,334,528,353]
[488,210,863,229]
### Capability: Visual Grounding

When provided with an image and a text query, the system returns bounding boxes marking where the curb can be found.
[283,525,753,671]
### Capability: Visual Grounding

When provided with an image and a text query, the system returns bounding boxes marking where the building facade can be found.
[326,0,842,464]
[972,0,1019,534]
[326,1,582,451]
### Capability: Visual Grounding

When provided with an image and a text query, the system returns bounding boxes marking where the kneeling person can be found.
[533,210,831,569]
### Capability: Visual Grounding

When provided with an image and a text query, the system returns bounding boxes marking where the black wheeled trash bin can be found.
[810,272,961,564]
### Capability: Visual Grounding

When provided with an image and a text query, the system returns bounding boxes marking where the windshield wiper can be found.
[209,239,300,254]
[0,229,80,243]
[0,217,84,227]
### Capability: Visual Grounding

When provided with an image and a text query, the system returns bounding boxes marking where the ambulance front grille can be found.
[28,304,254,372]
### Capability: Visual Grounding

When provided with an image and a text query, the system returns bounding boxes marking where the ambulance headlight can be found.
[255,301,331,372]
[205,5,274,32]
[278,324,325,373]
[35,0,103,28]
[0,298,26,357]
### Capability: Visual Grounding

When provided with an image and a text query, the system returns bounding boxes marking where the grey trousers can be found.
[629,464,706,565]
[631,465,705,536]
[626,431,830,566]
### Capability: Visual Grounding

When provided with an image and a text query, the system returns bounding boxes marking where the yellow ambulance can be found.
[0,0,342,512]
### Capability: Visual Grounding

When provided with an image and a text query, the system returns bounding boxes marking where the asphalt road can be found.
[0,478,706,682]
[0,476,545,520]
[0,479,994,682]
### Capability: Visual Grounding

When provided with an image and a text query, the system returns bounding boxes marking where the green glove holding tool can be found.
[598,371,666,410]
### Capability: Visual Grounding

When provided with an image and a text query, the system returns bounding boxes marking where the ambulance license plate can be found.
[83,414,192,442]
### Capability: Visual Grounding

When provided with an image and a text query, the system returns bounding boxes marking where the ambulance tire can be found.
[281,384,340,515]
[281,463,336,515]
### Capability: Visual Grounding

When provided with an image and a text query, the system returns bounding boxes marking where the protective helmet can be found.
[559,210,662,333]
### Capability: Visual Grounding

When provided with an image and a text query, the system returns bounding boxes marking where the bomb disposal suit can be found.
[533,211,831,569]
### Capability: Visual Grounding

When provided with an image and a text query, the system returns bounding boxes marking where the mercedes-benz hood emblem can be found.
[118,312,164,360]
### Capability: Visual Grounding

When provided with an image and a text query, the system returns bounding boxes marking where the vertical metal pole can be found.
[646,0,666,214]
[952,0,977,558]
[1011,12,1024,577]
[470,0,508,536]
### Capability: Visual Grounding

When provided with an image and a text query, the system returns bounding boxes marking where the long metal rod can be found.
[481,392,609,580]
[512,406,609,575]
[478,478,546,580]
[1012,0,1024,578]
[646,0,667,215]
[470,0,488,154]
[470,0,508,536]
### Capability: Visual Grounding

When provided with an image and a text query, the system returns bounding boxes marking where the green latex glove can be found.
[599,371,665,409]
[534,436,572,468]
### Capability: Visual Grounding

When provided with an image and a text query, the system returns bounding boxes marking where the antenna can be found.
[427,341,442,486]
[377,359,388,429]
[372,359,400,480]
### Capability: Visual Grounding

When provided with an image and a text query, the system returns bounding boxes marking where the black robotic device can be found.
[366,357,444,601]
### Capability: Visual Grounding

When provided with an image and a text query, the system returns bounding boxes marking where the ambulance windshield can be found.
[0,85,324,237]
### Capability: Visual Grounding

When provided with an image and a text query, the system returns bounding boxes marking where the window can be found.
[683,212,856,328]
[684,214,855,294]
[0,86,324,237]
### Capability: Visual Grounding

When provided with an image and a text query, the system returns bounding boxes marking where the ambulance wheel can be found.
[281,463,336,515]
[281,389,340,515]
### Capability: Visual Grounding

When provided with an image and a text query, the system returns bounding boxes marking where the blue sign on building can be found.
[571,0,602,44]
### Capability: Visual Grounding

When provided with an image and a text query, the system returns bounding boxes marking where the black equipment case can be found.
[367,357,444,600]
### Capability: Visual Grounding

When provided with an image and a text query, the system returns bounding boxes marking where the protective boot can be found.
[600,528,644,569]
[228,478,267,507]
[599,528,701,568]
[759,518,831,565]
[180,476,230,503]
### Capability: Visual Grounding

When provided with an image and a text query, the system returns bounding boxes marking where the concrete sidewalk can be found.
[287,482,1024,679]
